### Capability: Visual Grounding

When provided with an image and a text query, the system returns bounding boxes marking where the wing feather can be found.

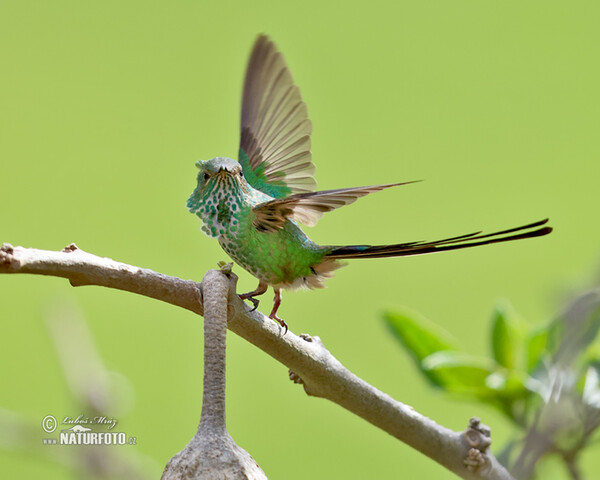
[252,182,418,232]
[239,35,316,198]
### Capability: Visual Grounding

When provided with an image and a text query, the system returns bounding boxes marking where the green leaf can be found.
[545,316,564,355]
[584,341,600,362]
[490,301,523,370]
[485,369,532,398]
[384,310,459,387]
[384,310,458,361]
[526,327,549,372]
[421,350,497,394]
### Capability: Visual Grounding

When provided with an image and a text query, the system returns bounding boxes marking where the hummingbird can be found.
[187,35,552,332]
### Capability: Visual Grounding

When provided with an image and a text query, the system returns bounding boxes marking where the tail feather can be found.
[326,218,552,259]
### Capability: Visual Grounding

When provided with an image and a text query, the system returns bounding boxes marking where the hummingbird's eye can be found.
[203,173,210,181]
[239,170,244,178]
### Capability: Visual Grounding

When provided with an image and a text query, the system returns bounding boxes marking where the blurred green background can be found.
[1,1,598,478]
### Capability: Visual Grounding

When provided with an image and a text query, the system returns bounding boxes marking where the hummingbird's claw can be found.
[240,294,260,312]
[269,313,288,335]
[248,297,259,312]
[239,281,268,312]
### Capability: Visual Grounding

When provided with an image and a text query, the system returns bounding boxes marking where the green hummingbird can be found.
[187,35,552,331]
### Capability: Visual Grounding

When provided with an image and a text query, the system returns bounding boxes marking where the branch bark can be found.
[0,243,514,480]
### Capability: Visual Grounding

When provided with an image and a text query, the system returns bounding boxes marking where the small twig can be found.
[1,244,514,480]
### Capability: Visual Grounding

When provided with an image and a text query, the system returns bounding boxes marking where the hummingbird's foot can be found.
[239,281,268,312]
[269,312,288,335]
[240,294,260,312]
[268,288,287,334]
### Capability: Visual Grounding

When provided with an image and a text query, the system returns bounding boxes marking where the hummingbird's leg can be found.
[239,281,268,312]
[268,289,287,334]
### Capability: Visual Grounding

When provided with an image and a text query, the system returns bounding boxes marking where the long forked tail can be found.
[326,218,552,259]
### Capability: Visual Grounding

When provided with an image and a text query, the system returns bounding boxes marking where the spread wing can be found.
[239,35,315,199]
[252,182,416,233]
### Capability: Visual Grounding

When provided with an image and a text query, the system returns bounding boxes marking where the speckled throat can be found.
[189,172,244,239]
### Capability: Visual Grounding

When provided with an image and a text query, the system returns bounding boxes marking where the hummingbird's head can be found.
[200,157,244,178]
[187,157,249,237]
[188,157,246,201]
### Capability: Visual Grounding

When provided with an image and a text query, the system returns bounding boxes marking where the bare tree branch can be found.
[162,268,267,479]
[0,243,514,480]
